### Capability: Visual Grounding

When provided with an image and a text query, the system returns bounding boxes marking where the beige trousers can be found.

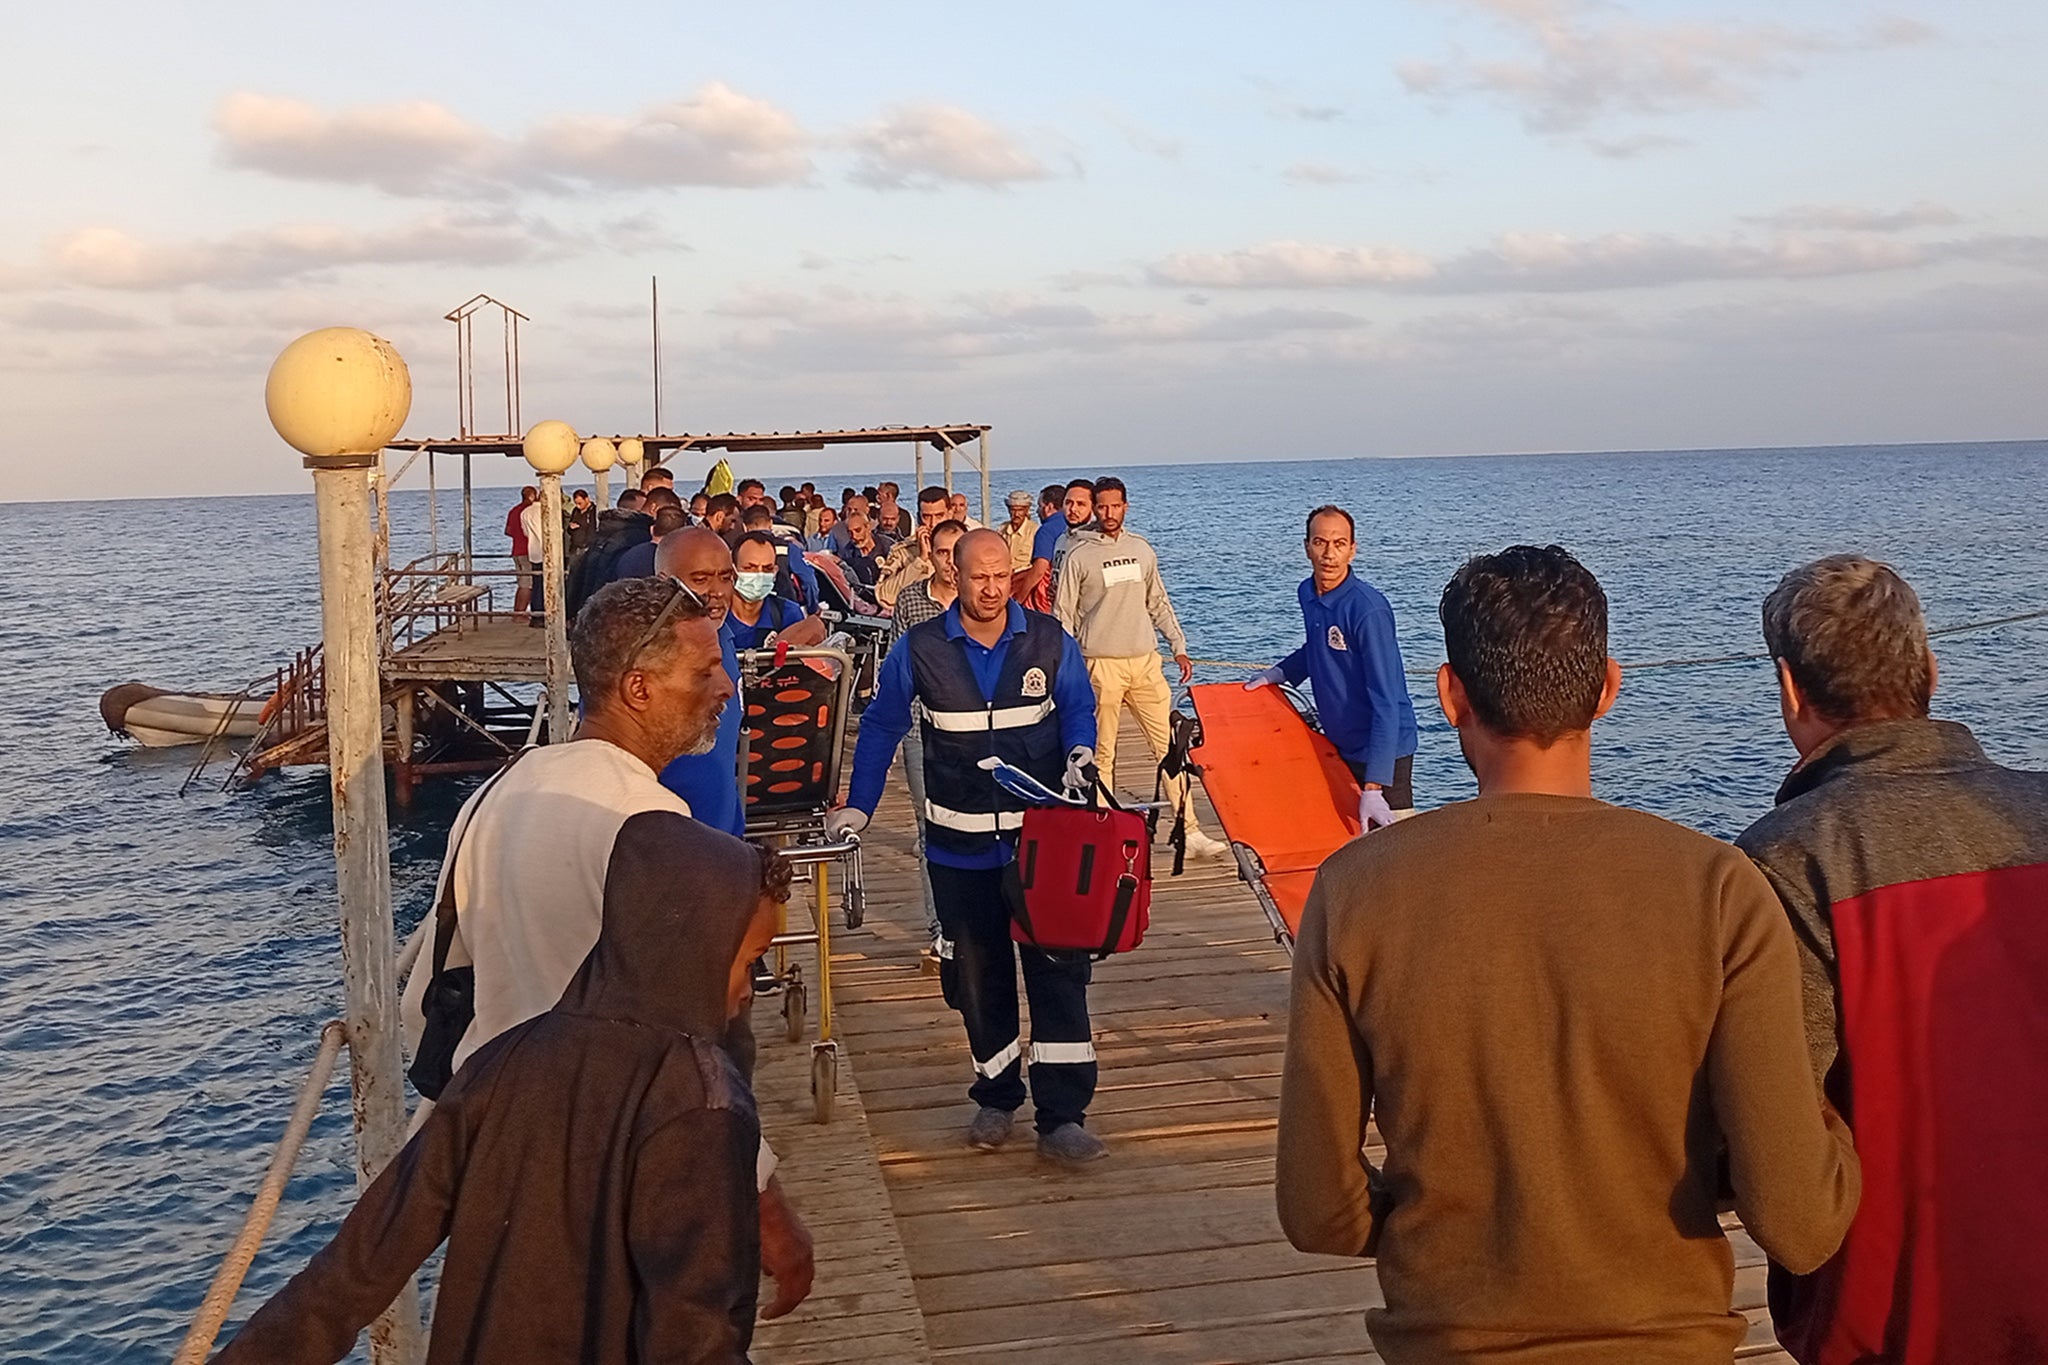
[1084,654,1199,826]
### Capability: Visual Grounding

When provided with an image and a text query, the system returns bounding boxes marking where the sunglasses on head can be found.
[626,574,707,665]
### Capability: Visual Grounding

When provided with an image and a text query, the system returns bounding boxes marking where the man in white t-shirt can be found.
[401,575,816,1319]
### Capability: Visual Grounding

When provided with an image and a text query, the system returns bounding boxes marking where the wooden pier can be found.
[749,779,1798,1363]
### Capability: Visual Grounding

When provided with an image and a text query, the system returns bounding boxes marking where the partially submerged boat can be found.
[99,682,270,749]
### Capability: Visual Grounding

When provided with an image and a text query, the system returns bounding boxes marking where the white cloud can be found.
[1149,225,2048,293]
[1149,241,1438,288]
[214,92,497,195]
[214,84,811,195]
[1743,201,1962,233]
[522,83,811,189]
[848,105,1053,190]
[1281,161,1367,186]
[45,212,571,290]
[698,286,1365,372]
[1582,133,1689,159]
[4,299,149,331]
[1399,0,1933,133]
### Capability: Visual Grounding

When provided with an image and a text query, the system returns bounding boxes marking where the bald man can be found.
[652,528,747,838]
[829,531,1108,1165]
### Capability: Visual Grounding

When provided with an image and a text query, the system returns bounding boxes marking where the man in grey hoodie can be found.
[1054,477,1227,858]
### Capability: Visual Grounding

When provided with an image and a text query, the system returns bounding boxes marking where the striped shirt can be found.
[891,577,954,644]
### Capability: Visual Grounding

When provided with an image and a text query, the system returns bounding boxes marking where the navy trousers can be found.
[926,861,1097,1133]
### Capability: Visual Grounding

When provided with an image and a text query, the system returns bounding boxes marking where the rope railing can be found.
[173,1021,348,1365]
[176,925,432,1362]
[1181,605,2048,679]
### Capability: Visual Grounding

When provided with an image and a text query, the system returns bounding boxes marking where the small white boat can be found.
[100,683,272,748]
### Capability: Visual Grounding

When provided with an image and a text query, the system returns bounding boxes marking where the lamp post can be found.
[617,434,645,496]
[581,437,617,509]
[524,420,578,742]
[263,327,423,1365]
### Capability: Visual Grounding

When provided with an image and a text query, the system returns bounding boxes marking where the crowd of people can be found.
[212,466,2047,1365]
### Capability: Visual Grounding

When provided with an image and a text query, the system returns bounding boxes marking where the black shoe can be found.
[1036,1123,1107,1166]
[966,1106,1015,1150]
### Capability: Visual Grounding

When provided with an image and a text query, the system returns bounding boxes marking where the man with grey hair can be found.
[401,575,816,1321]
[1737,554,2048,1364]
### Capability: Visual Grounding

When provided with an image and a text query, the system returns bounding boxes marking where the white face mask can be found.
[734,571,776,602]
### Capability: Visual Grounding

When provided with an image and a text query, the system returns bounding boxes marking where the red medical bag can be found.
[1008,801,1152,957]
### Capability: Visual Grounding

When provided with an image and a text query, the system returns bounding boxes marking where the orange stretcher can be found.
[1186,681,1363,950]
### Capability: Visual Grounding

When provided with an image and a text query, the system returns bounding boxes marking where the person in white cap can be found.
[998,490,1037,574]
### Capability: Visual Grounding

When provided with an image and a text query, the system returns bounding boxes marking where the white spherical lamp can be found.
[580,438,617,473]
[523,420,580,475]
[617,437,645,467]
[265,327,412,458]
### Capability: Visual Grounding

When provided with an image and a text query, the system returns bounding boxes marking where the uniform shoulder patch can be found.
[1327,625,1348,652]
[1020,666,1048,698]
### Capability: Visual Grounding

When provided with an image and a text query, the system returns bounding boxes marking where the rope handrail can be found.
[173,1021,348,1365]
[1180,605,2048,679]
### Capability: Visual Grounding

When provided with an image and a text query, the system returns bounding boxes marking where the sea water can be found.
[1,442,2044,1359]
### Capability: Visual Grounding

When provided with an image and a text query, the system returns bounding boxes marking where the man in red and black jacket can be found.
[1737,554,2048,1365]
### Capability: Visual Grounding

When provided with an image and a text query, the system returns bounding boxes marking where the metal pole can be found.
[914,441,924,494]
[595,467,610,509]
[461,453,473,574]
[307,457,424,1364]
[942,441,954,496]
[539,472,573,741]
[978,432,992,526]
[427,451,439,559]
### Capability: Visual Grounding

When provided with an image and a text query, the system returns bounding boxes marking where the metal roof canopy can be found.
[384,424,989,458]
[384,423,998,526]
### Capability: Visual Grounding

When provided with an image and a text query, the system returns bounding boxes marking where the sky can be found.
[3,0,2045,501]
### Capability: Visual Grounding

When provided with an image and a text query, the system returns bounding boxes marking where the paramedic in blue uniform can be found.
[1247,504,1420,828]
[828,529,1109,1166]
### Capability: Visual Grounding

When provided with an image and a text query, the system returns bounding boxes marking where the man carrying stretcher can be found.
[828,530,1110,1166]
[1247,504,1419,829]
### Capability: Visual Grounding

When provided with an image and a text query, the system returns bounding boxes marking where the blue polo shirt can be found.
[658,616,745,837]
[727,597,807,652]
[1030,516,1065,564]
[848,602,1096,869]
[1277,572,1418,786]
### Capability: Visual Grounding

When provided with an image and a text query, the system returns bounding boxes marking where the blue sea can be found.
[2,442,2045,1360]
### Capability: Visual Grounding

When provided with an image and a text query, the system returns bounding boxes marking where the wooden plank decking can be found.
[752,771,1796,1363]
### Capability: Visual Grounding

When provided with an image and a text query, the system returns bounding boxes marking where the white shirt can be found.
[518,501,547,560]
[402,740,690,1070]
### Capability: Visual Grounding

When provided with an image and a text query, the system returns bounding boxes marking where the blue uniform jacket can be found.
[1277,573,1418,786]
[847,602,1097,870]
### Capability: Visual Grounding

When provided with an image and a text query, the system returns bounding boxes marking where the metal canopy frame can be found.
[385,424,997,521]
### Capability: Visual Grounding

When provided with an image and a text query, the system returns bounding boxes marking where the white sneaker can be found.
[1181,828,1232,861]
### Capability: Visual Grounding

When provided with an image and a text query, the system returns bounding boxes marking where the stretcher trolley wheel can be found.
[782,977,808,1043]
[811,1042,838,1124]
[843,880,865,931]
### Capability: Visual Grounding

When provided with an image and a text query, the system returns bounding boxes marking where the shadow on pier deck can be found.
[749,780,1797,1364]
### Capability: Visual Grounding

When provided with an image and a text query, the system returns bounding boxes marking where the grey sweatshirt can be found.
[1054,529,1189,658]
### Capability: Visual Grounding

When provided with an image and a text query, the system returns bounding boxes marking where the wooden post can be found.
[461,452,474,573]
[914,440,925,495]
[942,440,954,496]
[539,472,573,742]
[392,686,415,808]
[978,431,992,527]
[307,456,424,1364]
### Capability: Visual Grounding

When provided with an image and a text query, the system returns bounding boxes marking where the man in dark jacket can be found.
[565,491,652,619]
[214,808,788,1364]
[1737,555,2048,1365]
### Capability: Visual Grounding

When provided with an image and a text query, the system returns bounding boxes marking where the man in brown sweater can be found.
[1276,544,1860,1364]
